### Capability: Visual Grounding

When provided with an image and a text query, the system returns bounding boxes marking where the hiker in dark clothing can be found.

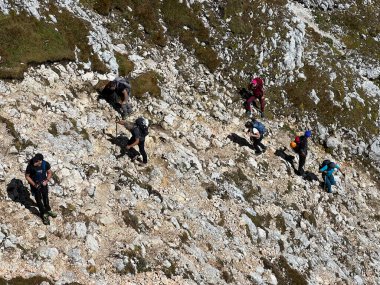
[245,77,265,118]
[102,77,132,119]
[117,117,149,164]
[296,130,311,176]
[319,161,345,193]
[245,120,267,154]
[25,153,57,225]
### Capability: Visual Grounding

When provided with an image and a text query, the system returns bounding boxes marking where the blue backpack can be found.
[34,160,47,183]
[252,120,266,136]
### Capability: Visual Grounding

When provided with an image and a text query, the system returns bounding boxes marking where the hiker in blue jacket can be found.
[25,153,57,225]
[245,119,267,154]
[319,160,345,193]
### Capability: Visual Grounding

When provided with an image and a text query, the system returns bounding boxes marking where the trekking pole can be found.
[115,116,118,155]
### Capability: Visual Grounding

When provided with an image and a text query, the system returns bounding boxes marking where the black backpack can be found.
[320,159,334,171]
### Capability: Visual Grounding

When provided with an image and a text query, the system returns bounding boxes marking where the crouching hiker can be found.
[117,117,149,165]
[25,153,57,225]
[245,119,267,154]
[319,160,345,193]
[102,77,132,119]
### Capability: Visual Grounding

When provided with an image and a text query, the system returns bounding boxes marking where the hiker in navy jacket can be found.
[25,153,57,225]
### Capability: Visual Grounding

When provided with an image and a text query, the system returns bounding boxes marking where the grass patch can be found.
[0,4,107,79]
[279,63,379,140]
[0,115,35,151]
[224,168,250,190]
[161,0,220,72]
[115,52,134,76]
[131,71,161,99]
[0,276,52,285]
[0,11,73,79]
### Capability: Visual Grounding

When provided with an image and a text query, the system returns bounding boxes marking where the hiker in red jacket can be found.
[245,77,265,118]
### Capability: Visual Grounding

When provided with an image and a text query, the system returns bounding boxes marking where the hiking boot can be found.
[47,211,57,218]
[260,112,265,118]
[255,150,262,155]
[262,147,267,153]
[42,214,50,225]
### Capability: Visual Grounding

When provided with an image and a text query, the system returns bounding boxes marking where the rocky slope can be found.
[0,0,380,284]
[0,61,379,284]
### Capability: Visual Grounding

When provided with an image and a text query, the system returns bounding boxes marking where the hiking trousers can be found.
[31,184,51,217]
[246,95,265,113]
[110,93,132,118]
[128,137,148,163]
[251,136,266,152]
[323,174,336,193]
[298,154,306,175]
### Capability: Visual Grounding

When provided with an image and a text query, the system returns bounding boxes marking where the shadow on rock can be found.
[227,133,254,149]
[7,178,39,217]
[303,171,319,182]
[275,148,296,167]
[105,133,140,160]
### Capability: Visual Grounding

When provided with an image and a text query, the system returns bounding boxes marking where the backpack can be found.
[252,120,266,136]
[320,159,334,171]
[33,160,47,183]
[114,77,131,94]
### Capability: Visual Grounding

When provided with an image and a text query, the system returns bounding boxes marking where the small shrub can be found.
[0,115,35,151]
[122,210,140,232]
[202,182,219,199]
[48,123,59,137]
[275,215,286,233]
[302,211,317,227]
[222,270,235,283]
[86,265,97,274]
[122,245,151,274]
[179,231,190,245]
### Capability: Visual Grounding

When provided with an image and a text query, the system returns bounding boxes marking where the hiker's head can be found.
[245,121,253,129]
[305,130,312,138]
[32,153,44,166]
[109,81,117,90]
[251,78,258,87]
[329,162,336,168]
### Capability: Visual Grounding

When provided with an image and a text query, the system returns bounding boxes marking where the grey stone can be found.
[75,222,87,238]
[86,235,99,252]
[67,248,82,263]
